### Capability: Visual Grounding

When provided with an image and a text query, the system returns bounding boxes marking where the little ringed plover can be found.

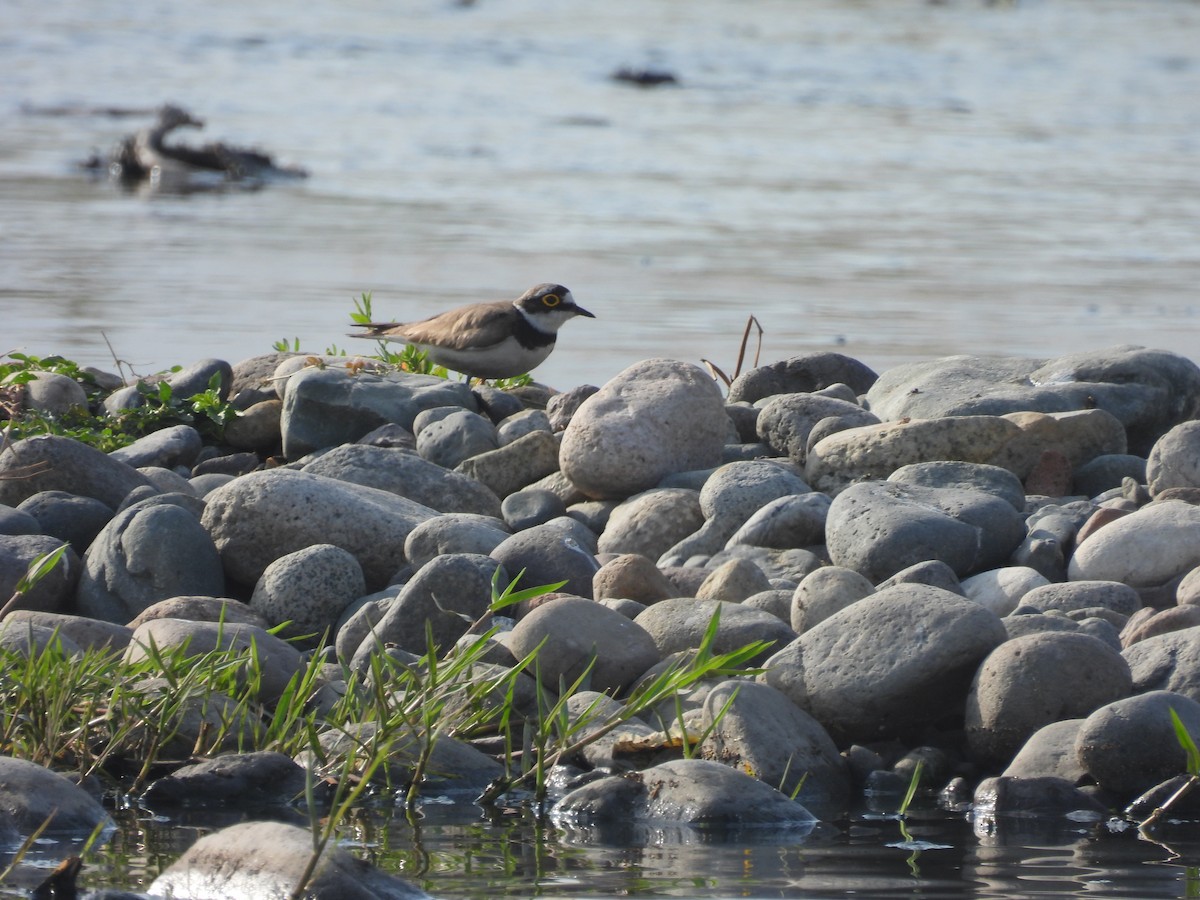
[349,283,594,379]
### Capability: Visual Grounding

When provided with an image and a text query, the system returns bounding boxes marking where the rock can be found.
[697,680,850,812]
[997,409,1127,481]
[964,632,1132,767]
[161,357,234,401]
[1067,500,1200,588]
[128,595,269,629]
[0,620,82,656]
[824,481,1025,583]
[1002,719,1088,783]
[634,597,795,665]
[761,584,1006,743]
[552,758,817,832]
[303,443,501,517]
[875,559,964,595]
[249,544,365,644]
[496,408,552,445]
[862,347,1200,455]
[742,588,792,620]
[806,415,1025,494]
[491,518,600,599]
[755,393,879,464]
[597,488,705,560]
[560,359,729,500]
[1122,606,1200,646]
[0,504,41,536]
[696,557,774,603]
[660,461,811,564]
[593,554,676,604]
[108,424,203,469]
[960,566,1050,616]
[142,750,311,808]
[502,487,567,530]
[2,610,131,652]
[1147,420,1200,497]
[0,755,111,835]
[149,820,430,899]
[888,460,1026,511]
[1075,690,1200,796]
[403,513,511,571]
[201,469,435,591]
[21,371,88,415]
[279,365,475,459]
[790,566,874,633]
[456,430,562,499]
[415,408,497,468]
[124,618,304,703]
[973,775,1107,819]
[0,434,156,508]
[223,399,283,452]
[1123,626,1200,699]
[0,533,80,614]
[354,553,501,656]
[546,385,599,431]
[137,466,195,496]
[727,352,879,404]
[75,496,224,624]
[725,492,831,551]
[1021,581,1141,617]
[192,452,261,479]
[1073,454,1147,498]
[506,596,661,694]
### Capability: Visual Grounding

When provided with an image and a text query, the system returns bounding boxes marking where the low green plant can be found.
[1139,708,1200,834]
[0,354,239,451]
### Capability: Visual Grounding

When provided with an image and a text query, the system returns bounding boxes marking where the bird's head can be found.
[514,283,595,332]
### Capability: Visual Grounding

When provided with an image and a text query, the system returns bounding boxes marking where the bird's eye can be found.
[542,293,562,307]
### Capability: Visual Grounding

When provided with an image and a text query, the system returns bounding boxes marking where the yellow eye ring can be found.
[542,293,562,307]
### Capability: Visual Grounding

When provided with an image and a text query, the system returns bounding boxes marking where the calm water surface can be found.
[3,1,1200,896]
[2,0,1199,389]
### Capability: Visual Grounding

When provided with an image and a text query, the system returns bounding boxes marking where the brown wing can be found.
[353,300,517,350]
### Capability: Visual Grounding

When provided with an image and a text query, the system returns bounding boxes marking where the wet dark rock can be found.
[0,755,111,835]
[973,775,1107,818]
[142,750,313,808]
[553,758,818,832]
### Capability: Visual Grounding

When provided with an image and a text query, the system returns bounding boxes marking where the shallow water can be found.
[2,0,1199,389]
[9,800,1200,899]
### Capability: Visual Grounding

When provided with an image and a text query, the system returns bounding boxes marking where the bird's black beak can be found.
[574,304,596,318]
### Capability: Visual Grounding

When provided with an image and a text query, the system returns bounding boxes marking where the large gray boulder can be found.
[0,434,156,508]
[1068,500,1200,588]
[697,680,850,813]
[279,365,476,459]
[303,443,502,517]
[863,347,1200,455]
[201,469,435,591]
[149,820,430,899]
[552,758,817,832]
[1075,690,1200,797]
[560,359,729,500]
[634,597,796,665]
[76,496,224,624]
[824,481,1025,583]
[761,584,1007,743]
[490,518,600,599]
[1148,420,1200,496]
[1123,625,1200,700]
[0,755,111,836]
[727,352,879,404]
[505,596,661,694]
[249,543,365,644]
[597,488,705,560]
[964,632,1132,767]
